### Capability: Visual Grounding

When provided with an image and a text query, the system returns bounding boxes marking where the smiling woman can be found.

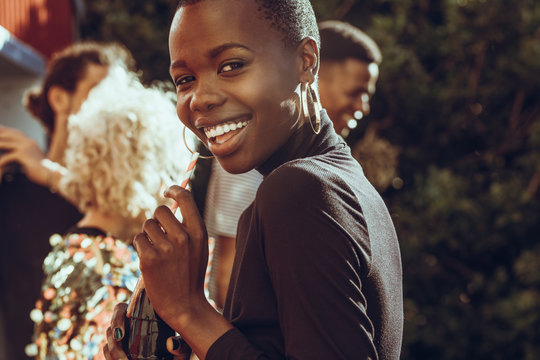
[104,1,404,359]
[168,2,307,174]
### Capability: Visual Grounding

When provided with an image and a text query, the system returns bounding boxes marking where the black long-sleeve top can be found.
[206,111,403,360]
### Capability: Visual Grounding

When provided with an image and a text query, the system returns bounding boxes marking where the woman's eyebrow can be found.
[170,59,187,73]
[208,43,253,59]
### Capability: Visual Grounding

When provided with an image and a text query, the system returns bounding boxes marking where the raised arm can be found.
[104,186,233,360]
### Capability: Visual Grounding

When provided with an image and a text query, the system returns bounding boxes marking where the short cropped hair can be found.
[60,66,191,240]
[318,20,382,65]
[176,0,320,49]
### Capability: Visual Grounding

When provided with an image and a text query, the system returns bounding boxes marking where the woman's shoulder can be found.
[255,158,338,214]
[260,153,351,192]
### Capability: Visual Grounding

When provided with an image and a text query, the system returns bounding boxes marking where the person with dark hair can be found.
[0,41,133,360]
[318,20,382,138]
[104,1,403,359]
[318,20,400,192]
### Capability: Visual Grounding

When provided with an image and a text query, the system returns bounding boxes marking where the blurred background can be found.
[1,0,539,359]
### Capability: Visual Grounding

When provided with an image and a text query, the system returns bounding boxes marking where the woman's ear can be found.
[47,85,71,116]
[297,38,319,84]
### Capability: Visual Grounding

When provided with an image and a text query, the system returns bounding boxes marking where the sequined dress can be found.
[27,227,139,360]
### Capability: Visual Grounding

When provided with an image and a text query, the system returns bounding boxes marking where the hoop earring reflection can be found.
[301,82,321,134]
[182,126,214,159]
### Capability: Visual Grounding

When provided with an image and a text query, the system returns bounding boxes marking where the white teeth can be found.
[204,119,248,139]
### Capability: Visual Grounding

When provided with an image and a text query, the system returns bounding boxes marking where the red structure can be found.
[0,0,75,58]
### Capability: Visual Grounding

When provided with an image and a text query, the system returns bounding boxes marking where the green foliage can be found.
[80,0,540,358]
[80,0,178,84]
[340,0,540,358]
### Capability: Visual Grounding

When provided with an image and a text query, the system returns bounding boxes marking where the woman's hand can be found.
[107,186,232,359]
[132,185,233,358]
[103,303,129,360]
[103,304,191,360]
[133,185,209,330]
[0,126,47,184]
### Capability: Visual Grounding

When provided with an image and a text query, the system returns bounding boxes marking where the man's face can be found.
[318,58,379,135]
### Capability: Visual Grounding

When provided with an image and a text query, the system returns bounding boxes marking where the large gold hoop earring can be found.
[301,82,321,134]
[182,126,214,159]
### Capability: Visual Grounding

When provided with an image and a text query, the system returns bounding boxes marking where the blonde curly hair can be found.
[60,66,192,239]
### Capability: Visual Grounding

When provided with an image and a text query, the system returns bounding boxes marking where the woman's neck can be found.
[47,114,69,165]
[77,208,126,238]
[257,110,338,177]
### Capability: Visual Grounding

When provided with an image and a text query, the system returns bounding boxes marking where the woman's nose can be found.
[189,80,225,113]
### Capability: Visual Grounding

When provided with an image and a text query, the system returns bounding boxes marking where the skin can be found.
[103,0,319,359]
[169,0,316,174]
[214,235,235,309]
[47,63,109,164]
[0,63,108,184]
[318,58,379,135]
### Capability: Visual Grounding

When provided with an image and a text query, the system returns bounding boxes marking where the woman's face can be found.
[69,63,109,115]
[169,0,303,173]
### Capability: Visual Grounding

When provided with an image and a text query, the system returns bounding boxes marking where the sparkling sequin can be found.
[30,309,43,323]
[28,231,140,359]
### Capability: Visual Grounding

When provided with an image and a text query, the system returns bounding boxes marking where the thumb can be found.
[111,302,128,341]
[166,335,192,359]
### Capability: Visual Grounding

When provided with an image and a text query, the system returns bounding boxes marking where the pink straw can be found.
[171,151,199,215]
[181,152,199,189]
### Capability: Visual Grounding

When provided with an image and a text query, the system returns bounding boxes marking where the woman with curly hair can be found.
[26,66,191,360]
[0,42,131,360]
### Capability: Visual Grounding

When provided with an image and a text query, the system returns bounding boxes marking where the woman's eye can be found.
[175,75,195,87]
[219,62,244,73]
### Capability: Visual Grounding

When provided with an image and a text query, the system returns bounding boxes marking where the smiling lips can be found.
[203,119,249,144]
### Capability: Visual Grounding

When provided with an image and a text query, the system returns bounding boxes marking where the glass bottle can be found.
[122,279,174,360]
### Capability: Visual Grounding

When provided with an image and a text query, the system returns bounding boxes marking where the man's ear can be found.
[47,86,71,115]
[297,38,319,84]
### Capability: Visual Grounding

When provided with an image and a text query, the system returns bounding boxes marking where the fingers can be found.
[102,342,114,360]
[162,186,208,283]
[110,303,128,341]
[0,127,31,148]
[132,232,158,270]
[153,205,183,235]
[163,186,206,240]
[103,303,129,359]
[0,139,18,151]
[141,217,185,259]
[0,129,45,174]
[0,126,22,137]
[104,326,129,360]
[167,336,192,359]
[0,152,18,169]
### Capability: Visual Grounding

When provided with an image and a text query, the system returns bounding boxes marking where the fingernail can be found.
[171,337,180,350]
[113,327,123,340]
